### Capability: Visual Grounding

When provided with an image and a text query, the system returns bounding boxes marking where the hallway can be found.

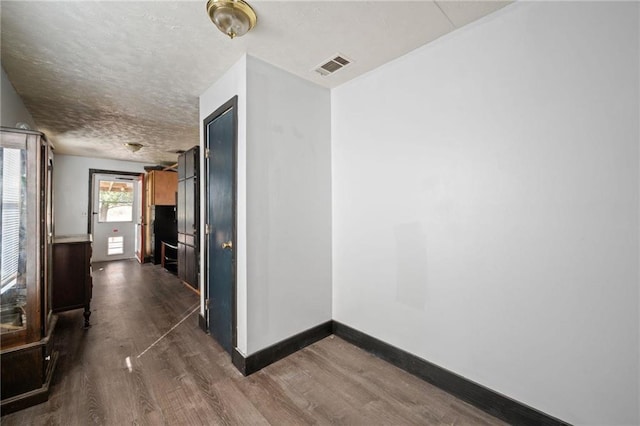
[3,260,502,425]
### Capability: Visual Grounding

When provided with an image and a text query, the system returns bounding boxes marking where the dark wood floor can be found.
[3,259,504,425]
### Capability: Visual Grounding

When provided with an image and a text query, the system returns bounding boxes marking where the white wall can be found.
[199,56,248,353]
[54,155,153,235]
[245,56,332,354]
[331,2,639,425]
[199,56,332,356]
[1,65,36,129]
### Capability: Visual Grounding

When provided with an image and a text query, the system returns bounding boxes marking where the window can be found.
[0,148,27,295]
[107,236,124,255]
[98,180,134,222]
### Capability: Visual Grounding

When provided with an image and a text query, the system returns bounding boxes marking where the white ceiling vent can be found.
[315,54,352,76]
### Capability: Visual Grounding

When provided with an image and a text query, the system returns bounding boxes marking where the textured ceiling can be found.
[1,1,510,165]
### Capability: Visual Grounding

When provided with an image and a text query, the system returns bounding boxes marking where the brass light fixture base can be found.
[207,0,257,39]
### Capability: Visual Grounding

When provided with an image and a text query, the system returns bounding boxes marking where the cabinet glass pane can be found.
[0,147,28,334]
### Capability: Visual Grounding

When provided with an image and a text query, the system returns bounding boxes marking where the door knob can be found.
[222,241,233,250]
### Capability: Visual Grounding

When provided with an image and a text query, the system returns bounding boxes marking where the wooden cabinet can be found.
[144,170,178,262]
[177,147,199,290]
[147,170,177,206]
[0,127,57,414]
[52,235,92,328]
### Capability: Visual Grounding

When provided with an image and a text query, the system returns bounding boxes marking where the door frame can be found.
[203,96,238,353]
[135,173,146,263]
[87,169,145,259]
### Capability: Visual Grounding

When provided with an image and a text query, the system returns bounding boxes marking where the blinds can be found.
[1,148,24,293]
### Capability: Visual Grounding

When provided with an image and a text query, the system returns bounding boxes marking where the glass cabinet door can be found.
[0,145,28,335]
[0,129,56,412]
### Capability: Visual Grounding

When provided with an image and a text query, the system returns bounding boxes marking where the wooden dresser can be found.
[52,235,93,328]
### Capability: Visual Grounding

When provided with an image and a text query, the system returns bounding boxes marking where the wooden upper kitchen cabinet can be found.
[147,170,177,206]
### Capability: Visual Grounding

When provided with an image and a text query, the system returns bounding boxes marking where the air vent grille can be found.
[315,54,352,76]
[333,56,350,66]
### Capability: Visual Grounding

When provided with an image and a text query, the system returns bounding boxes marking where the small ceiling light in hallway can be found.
[207,0,257,39]
[123,143,144,153]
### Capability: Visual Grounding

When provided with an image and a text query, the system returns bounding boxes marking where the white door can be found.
[92,174,139,262]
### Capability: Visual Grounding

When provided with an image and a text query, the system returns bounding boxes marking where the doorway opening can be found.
[87,169,144,263]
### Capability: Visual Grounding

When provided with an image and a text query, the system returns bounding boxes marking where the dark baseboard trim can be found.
[198,314,207,333]
[332,321,569,426]
[232,348,246,373]
[223,319,569,424]
[233,320,333,376]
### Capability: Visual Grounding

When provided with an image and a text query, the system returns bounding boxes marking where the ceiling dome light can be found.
[123,143,144,152]
[207,0,257,39]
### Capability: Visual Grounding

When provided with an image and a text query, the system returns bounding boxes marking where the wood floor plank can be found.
[292,345,443,425]
[265,356,378,424]
[233,372,318,425]
[2,259,504,425]
[309,336,503,425]
[207,378,270,425]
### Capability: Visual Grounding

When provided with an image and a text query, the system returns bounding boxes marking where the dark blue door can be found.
[206,100,236,354]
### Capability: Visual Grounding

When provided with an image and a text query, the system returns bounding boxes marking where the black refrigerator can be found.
[151,205,177,265]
